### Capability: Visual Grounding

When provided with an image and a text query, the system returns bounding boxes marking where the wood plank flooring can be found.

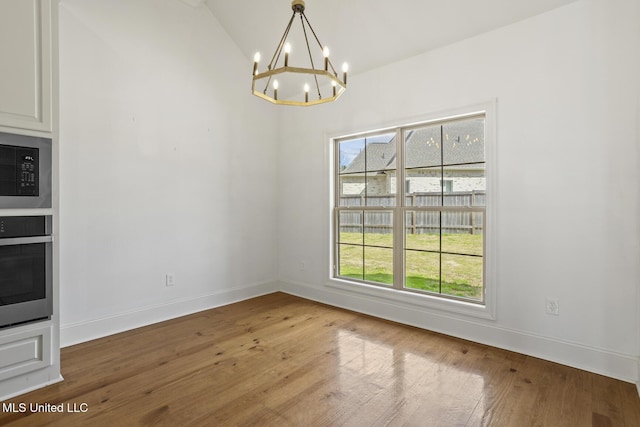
[1,292,638,426]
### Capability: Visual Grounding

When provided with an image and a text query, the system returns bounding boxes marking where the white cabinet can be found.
[0,323,51,382]
[0,321,60,400]
[0,0,59,400]
[0,0,52,133]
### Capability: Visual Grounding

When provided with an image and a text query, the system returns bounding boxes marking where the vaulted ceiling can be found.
[202,0,579,75]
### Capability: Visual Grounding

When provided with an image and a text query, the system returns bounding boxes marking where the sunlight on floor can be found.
[336,329,486,424]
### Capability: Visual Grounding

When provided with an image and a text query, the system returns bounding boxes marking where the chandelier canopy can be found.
[252,0,348,106]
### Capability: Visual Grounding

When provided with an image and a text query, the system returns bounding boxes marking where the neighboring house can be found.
[339,118,485,205]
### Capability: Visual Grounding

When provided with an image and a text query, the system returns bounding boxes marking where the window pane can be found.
[405,211,440,252]
[339,134,396,207]
[441,254,483,300]
[364,211,393,247]
[339,175,365,206]
[441,233,483,257]
[442,118,484,165]
[338,244,363,280]
[441,211,471,235]
[405,250,440,293]
[364,247,393,285]
[365,134,395,173]
[365,172,396,207]
[442,164,485,207]
[405,125,442,169]
[339,138,365,174]
[338,211,362,244]
[405,167,443,204]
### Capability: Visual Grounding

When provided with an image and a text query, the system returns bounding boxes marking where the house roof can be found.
[341,118,485,175]
[341,141,396,174]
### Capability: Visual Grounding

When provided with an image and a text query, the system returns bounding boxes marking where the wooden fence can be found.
[339,191,484,235]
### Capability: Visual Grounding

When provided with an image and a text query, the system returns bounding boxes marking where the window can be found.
[333,113,487,304]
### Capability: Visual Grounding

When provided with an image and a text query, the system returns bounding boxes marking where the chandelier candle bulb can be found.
[284,43,291,67]
[253,52,261,75]
[332,80,337,96]
[342,62,348,85]
[323,46,330,70]
[273,80,279,100]
[304,83,309,102]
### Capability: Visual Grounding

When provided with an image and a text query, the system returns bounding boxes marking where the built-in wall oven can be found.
[0,216,52,328]
[0,131,52,209]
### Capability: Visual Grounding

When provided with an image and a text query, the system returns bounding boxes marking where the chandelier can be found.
[252,0,348,106]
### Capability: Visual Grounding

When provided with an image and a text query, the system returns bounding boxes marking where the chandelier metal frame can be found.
[251,0,348,106]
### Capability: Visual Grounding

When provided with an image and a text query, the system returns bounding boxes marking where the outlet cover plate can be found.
[166,274,176,287]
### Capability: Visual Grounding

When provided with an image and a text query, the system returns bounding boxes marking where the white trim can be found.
[279,279,639,384]
[0,374,63,402]
[326,278,493,319]
[60,281,278,347]
[637,358,640,398]
[327,100,497,320]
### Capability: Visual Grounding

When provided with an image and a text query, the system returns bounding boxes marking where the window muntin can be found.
[337,210,394,286]
[334,115,486,304]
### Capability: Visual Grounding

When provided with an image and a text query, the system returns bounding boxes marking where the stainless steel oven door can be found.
[0,235,53,328]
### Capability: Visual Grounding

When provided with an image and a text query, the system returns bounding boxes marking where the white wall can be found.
[277,0,640,382]
[58,0,279,345]
[636,0,640,392]
[55,0,639,384]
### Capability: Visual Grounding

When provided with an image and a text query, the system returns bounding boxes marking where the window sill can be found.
[326,278,495,321]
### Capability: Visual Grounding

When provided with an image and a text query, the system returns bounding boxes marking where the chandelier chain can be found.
[300,13,321,99]
[268,12,296,71]
[263,12,297,94]
[301,12,337,76]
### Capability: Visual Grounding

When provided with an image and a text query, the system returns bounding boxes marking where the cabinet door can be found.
[0,323,52,381]
[0,0,52,133]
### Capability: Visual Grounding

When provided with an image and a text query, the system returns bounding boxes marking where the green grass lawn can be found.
[338,232,483,300]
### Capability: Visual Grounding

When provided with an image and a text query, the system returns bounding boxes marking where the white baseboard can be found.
[278,279,639,385]
[637,358,640,397]
[60,281,278,348]
[0,372,63,402]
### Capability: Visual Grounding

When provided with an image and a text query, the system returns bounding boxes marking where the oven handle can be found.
[0,236,53,246]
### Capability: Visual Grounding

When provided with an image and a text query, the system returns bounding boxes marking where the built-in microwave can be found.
[0,132,52,209]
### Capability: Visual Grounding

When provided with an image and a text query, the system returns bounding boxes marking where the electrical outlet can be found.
[166,274,176,287]
[545,297,559,315]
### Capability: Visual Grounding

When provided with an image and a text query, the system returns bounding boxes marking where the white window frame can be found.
[327,101,496,320]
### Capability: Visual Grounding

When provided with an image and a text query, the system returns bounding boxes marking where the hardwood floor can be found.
[1,292,639,426]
